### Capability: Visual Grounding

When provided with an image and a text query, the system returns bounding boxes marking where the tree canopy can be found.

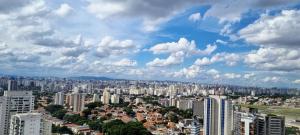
[45,104,64,114]
[45,104,66,119]
[85,102,103,109]
[52,125,73,134]
[102,120,152,135]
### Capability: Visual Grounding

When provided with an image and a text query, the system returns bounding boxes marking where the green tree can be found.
[82,109,92,118]
[85,102,102,109]
[286,126,300,134]
[45,105,64,114]
[100,116,108,121]
[52,109,67,119]
[123,107,135,116]
[124,121,151,135]
[102,119,124,133]
[179,109,193,119]
[45,105,66,119]
[102,120,151,135]
[63,114,89,125]
[52,125,73,134]
[168,113,179,123]
[88,119,102,131]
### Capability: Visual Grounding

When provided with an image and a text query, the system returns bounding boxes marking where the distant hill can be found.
[69,76,114,80]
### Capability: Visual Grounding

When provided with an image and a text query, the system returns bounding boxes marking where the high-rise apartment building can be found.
[73,93,86,112]
[255,114,286,135]
[9,113,41,135]
[111,94,120,104]
[256,114,267,135]
[169,97,177,107]
[192,100,204,118]
[92,93,100,102]
[266,115,285,135]
[190,117,201,135]
[54,92,64,105]
[203,95,233,135]
[7,80,18,91]
[101,89,111,104]
[233,111,257,135]
[168,85,177,97]
[233,110,285,135]
[41,118,52,135]
[176,99,193,110]
[0,91,35,135]
[66,92,86,112]
[240,113,256,135]
[233,111,242,135]
[9,113,52,135]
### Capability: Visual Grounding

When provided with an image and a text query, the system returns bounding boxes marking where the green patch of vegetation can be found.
[168,113,179,123]
[85,102,103,109]
[159,106,193,119]
[45,105,67,119]
[46,103,152,134]
[46,104,106,132]
[124,107,135,116]
[64,114,89,125]
[45,105,64,114]
[88,119,102,131]
[102,119,152,135]
[142,96,161,106]
[52,124,73,134]
[286,126,300,134]
[53,109,67,119]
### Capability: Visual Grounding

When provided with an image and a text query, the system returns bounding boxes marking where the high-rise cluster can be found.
[203,95,285,135]
[0,90,51,135]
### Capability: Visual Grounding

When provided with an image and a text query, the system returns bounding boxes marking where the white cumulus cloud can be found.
[147,38,217,67]
[224,73,241,79]
[95,36,139,58]
[243,73,255,79]
[110,58,137,67]
[262,76,280,82]
[146,52,184,67]
[239,10,300,48]
[195,52,241,66]
[292,79,300,84]
[189,12,201,22]
[173,65,202,79]
[53,3,73,17]
[245,47,300,71]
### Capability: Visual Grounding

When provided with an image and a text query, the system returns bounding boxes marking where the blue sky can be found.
[0,0,300,88]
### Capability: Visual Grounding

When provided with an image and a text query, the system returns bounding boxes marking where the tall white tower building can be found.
[9,113,41,135]
[101,88,111,104]
[9,112,52,135]
[0,91,34,135]
[92,93,100,102]
[203,95,233,135]
[111,94,120,104]
[168,85,177,97]
[7,80,18,91]
[41,118,52,135]
[190,117,201,135]
[54,92,64,105]
[72,93,86,112]
[66,92,86,112]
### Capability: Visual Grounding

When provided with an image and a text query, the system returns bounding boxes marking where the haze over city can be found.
[1,0,300,88]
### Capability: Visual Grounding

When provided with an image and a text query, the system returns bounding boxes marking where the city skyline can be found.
[0,76,298,134]
[0,0,300,88]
